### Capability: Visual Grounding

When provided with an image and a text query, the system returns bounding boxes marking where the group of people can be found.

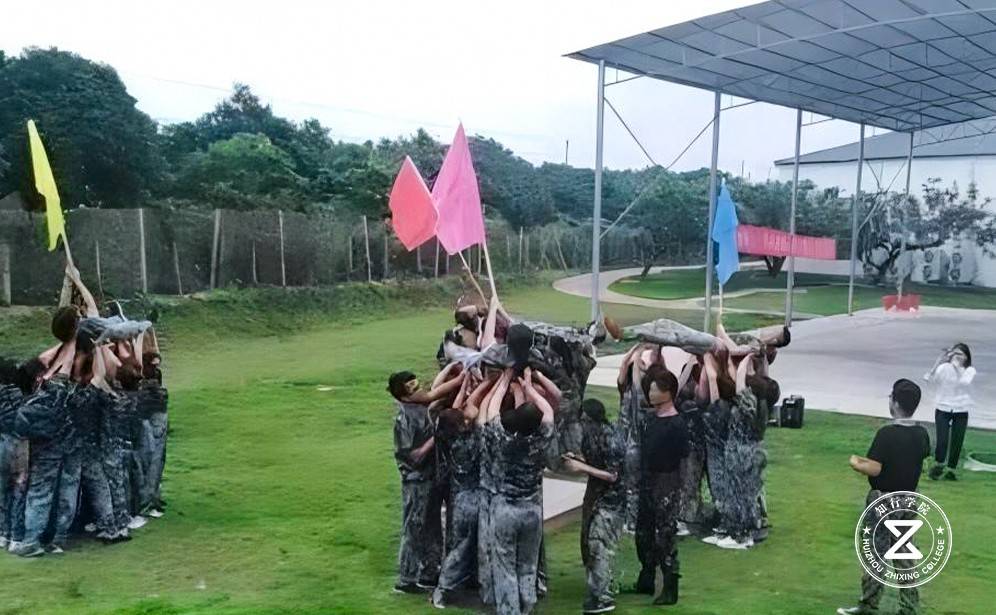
[389,293,789,614]
[0,266,168,557]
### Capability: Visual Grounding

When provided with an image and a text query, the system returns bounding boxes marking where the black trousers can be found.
[934,410,968,469]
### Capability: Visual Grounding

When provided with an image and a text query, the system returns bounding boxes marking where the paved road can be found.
[560,270,996,430]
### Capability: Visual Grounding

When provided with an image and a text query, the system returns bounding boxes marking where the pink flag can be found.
[389,156,437,250]
[433,124,485,255]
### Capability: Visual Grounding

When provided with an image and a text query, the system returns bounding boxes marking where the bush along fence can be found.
[0,206,680,306]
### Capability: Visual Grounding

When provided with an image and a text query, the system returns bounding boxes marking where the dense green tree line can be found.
[4,47,991,278]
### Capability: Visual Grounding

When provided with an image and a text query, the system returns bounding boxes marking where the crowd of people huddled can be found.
[388,293,790,614]
[0,266,167,558]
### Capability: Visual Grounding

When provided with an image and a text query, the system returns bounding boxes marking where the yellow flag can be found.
[26,120,66,251]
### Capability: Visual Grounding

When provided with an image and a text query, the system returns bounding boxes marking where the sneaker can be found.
[716,536,753,550]
[416,579,437,590]
[943,470,958,481]
[836,607,876,615]
[127,516,148,530]
[431,588,447,609]
[928,464,945,481]
[0,537,8,550]
[583,598,616,613]
[676,521,691,537]
[702,534,724,545]
[7,540,21,553]
[46,543,65,555]
[11,543,44,558]
[393,582,427,594]
[83,523,97,533]
[147,509,165,519]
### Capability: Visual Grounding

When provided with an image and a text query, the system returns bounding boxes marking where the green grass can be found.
[611,269,996,316]
[0,280,992,613]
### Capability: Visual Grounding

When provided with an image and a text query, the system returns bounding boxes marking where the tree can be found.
[374,129,446,181]
[0,47,162,208]
[628,169,710,277]
[859,178,996,288]
[469,136,555,229]
[172,133,306,210]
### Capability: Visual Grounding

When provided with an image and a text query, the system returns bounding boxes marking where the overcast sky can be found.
[1,0,889,180]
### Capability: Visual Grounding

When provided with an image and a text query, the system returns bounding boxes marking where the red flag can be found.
[433,124,485,255]
[389,156,437,250]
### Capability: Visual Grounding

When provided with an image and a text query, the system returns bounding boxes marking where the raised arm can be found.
[617,344,641,391]
[65,265,99,317]
[703,353,720,403]
[677,354,696,396]
[431,362,461,389]
[521,368,554,426]
[478,295,501,349]
[464,376,496,423]
[532,368,562,406]
[484,369,513,423]
[735,356,751,394]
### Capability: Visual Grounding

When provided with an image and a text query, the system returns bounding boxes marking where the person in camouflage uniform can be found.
[388,368,463,593]
[69,384,118,541]
[127,375,169,517]
[614,344,649,533]
[489,368,555,615]
[565,398,626,614]
[0,362,25,549]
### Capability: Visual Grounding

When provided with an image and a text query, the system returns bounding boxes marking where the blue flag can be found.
[711,183,740,285]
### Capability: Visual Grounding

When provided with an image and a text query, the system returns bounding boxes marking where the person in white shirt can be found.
[924,343,976,481]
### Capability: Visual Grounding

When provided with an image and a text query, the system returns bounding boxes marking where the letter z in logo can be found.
[882,520,924,560]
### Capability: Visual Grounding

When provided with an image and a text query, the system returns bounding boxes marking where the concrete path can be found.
[557,269,996,430]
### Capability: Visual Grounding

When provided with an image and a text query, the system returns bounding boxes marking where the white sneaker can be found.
[716,536,753,550]
[676,521,690,537]
[702,534,724,545]
[147,509,165,519]
[7,540,21,553]
[127,516,148,530]
[83,523,97,533]
[0,537,8,549]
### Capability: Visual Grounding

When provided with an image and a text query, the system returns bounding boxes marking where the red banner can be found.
[736,224,836,260]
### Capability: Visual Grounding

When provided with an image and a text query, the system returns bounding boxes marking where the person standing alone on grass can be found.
[838,378,930,615]
[924,343,975,481]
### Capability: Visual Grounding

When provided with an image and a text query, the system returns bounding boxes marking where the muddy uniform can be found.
[491,419,553,615]
[0,385,25,543]
[677,399,708,527]
[393,401,442,586]
[617,378,646,532]
[723,390,763,542]
[436,427,481,593]
[579,418,626,611]
[69,386,117,537]
[635,413,690,594]
[16,377,78,551]
[130,379,168,514]
[701,399,733,533]
[477,420,501,605]
[102,392,138,531]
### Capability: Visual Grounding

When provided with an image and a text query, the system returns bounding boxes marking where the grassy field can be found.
[610,268,996,316]
[0,279,991,614]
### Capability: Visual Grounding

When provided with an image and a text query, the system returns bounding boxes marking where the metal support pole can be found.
[590,60,606,322]
[703,91,722,332]
[785,109,802,326]
[898,131,914,298]
[847,123,866,316]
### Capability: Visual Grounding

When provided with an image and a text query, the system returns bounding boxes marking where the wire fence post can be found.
[172,241,183,295]
[347,231,354,280]
[0,242,10,306]
[210,209,222,289]
[435,240,440,278]
[138,208,148,294]
[383,219,390,280]
[278,210,287,287]
[251,240,259,285]
[362,215,372,283]
[416,244,422,274]
[95,239,104,299]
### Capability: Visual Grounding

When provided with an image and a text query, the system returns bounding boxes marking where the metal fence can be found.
[0,206,681,306]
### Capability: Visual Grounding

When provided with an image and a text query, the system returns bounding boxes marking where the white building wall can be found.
[776,156,996,287]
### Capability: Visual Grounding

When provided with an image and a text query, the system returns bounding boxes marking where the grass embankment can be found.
[0,277,990,613]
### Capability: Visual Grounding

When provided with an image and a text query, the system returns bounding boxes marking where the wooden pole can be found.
[518,227,524,271]
[138,208,148,294]
[172,241,183,295]
[278,210,287,287]
[0,242,10,306]
[383,221,390,279]
[416,244,422,274]
[210,209,221,289]
[347,232,354,280]
[555,235,569,271]
[434,240,440,278]
[362,215,372,283]
[95,240,104,299]
[251,240,259,285]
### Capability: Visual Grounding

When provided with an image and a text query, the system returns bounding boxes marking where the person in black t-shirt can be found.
[633,364,690,606]
[838,378,930,615]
